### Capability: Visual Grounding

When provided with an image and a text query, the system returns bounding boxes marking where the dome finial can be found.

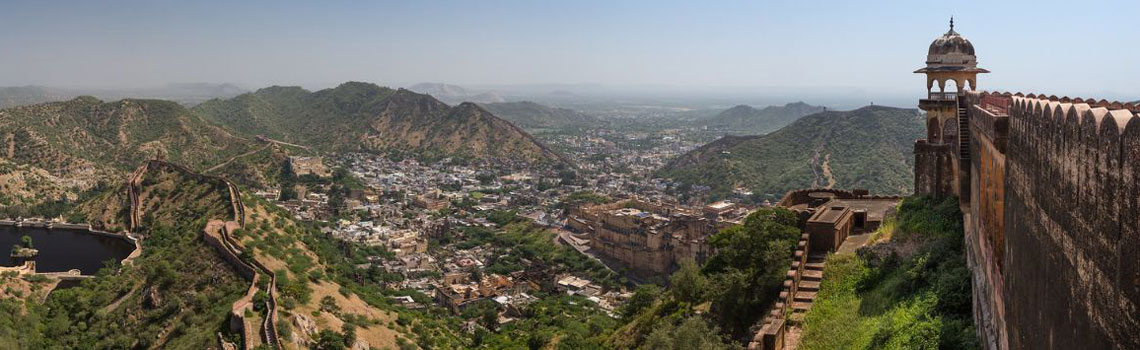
[950,16,954,30]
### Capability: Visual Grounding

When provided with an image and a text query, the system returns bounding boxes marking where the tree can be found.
[476,172,497,185]
[670,260,707,304]
[701,207,802,338]
[312,329,346,350]
[20,235,33,249]
[480,305,499,331]
[620,284,660,319]
[342,323,357,347]
[643,316,734,350]
[279,184,298,201]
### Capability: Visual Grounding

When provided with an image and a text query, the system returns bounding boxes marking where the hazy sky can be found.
[2,0,1138,100]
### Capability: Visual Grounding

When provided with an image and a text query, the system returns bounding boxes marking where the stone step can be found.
[802,269,823,281]
[788,310,808,325]
[791,301,813,311]
[799,280,821,291]
[794,291,817,302]
[804,261,826,270]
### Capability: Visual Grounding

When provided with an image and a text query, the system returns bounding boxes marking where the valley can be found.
[0,83,924,349]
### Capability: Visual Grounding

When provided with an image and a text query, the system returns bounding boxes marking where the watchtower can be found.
[914,18,988,198]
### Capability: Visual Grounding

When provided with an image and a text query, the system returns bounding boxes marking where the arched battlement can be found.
[988,92,1139,114]
[1051,103,1069,124]
[1069,104,1091,125]
[998,93,1140,349]
[1084,107,1110,130]
[1104,110,1133,136]
[1009,95,1140,143]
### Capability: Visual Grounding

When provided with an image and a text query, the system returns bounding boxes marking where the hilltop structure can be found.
[912,20,1140,350]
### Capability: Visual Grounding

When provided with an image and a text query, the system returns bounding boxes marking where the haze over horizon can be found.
[3,0,1139,104]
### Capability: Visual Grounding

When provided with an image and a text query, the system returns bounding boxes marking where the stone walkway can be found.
[837,232,873,255]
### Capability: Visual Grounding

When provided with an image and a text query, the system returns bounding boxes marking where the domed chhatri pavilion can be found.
[916,17,989,93]
[913,18,988,196]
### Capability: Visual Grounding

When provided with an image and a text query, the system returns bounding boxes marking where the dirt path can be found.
[820,153,836,189]
[808,142,836,189]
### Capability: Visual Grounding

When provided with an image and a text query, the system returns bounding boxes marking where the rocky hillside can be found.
[0,161,407,349]
[659,105,923,200]
[481,101,605,130]
[695,102,826,134]
[1,97,255,172]
[193,82,567,164]
[0,96,303,208]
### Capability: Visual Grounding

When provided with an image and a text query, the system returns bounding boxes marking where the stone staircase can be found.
[957,105,970,159]
[788,254,827,326]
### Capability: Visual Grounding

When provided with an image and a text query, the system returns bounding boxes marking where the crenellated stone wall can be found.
[1001,95,1140,350]
[957,91,1140,350]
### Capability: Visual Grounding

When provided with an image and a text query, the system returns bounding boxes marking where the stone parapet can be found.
[747,233,810,350]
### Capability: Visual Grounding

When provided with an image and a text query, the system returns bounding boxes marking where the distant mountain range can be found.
[694,102,826,134]
[480,101,605,130]
[408,82,506,104]
[0,86,72,109]
[0,83,247,109]
[0,82,567,206]
[658,105,923,199]
[193,82,565,164]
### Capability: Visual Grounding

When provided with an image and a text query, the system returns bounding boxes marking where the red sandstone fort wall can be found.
[964,94,1010,350]
[965,92,1140,350]
[914,140,956,196]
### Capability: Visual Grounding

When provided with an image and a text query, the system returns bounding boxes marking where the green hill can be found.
[480,101,605,130]
[658,105,923,199]
[695,102,826,134]
[193,82,567,164]
[0,96,254,172]
[0,97,300,208]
